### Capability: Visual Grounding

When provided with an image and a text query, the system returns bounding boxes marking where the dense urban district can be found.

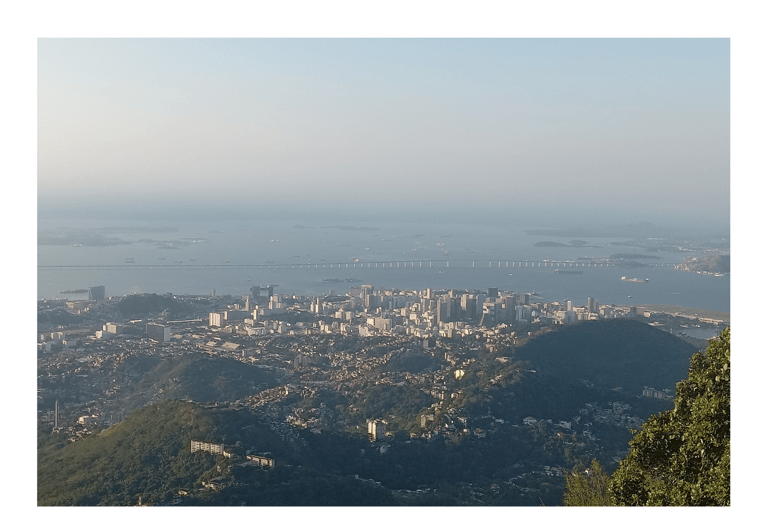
[37,283,729,506]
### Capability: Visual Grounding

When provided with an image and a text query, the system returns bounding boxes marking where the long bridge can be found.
[37,260,674,270]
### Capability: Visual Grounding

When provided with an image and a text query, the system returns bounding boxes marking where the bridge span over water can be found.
[38,260,673,271]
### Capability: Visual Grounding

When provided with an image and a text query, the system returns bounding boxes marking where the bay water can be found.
[37,219,729,314]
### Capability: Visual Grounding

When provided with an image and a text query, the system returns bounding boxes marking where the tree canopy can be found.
[563,459,613,506]
[608,327,730,506]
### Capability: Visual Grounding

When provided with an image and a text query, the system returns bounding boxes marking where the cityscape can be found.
[39,282,728,440]
[35,35,731,506]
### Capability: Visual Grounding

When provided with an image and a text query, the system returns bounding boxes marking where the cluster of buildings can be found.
[194,284,648,345]
[37,283,656,430]
[38,279,715,452]
[39,281,666,360]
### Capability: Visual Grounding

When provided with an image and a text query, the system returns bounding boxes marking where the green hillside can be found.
[38,401,236,505]
[515,319,698,394]
[113,353,283,412]
[117,293,192,318]
[38,320,706,506]
[37,400,396,506]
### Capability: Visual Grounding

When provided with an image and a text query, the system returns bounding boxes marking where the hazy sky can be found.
[37,38,729,229]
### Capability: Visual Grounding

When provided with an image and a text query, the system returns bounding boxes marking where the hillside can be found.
[38,401,244,505]
[115,353,285,411]
[37,400,397,506]
[676,254,730,274]
[515,319,698,394]
[117,293,193,318]
[38,320,707,506]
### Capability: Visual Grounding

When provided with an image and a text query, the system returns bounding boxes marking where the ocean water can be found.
[37,219,730,313]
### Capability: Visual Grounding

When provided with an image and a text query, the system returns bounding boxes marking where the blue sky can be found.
[37,37,729,229]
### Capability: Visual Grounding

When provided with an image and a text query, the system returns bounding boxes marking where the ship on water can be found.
[554,269,583,274]
[622,276,649,283]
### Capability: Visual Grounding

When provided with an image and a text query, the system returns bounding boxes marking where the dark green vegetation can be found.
[39,320,707,506]
[609,327,730,505]
[117,293,193,318]
[38,401,303,506]
[37,307,85,326]
[563,328,730,506]
[36,352,285,423]
[120,354,283,409]
[515,320,696,395]
[563,459,613,506]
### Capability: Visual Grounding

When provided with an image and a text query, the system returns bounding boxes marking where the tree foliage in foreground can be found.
[608,327,730,506]
[563,459,614,506]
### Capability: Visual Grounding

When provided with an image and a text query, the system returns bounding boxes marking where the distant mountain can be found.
[525,222,675,238]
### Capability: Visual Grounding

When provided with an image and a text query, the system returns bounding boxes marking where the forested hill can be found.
[515,319,699,394]
[37,400,398,506]
[118,353,284,411]
[38,320,709,506]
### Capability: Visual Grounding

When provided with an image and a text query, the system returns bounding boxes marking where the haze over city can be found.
[38,38,729,231]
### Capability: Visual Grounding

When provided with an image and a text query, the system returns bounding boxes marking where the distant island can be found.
[525,222,672,238]
[38,232,129,247]
[534,240,589,248]
[322,225,379,231]
[610,253,661,260]
[675,254,729,275]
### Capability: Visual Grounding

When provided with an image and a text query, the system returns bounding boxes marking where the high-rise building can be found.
[368,419,386,441]
[460,294,477,319]
[438,299,451,324]
[225,310,250,321]
[209,312,224,327]
[146,323,170,342]
[365,294,380,310]
[104,322,125,335]
[89,285,105,301]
